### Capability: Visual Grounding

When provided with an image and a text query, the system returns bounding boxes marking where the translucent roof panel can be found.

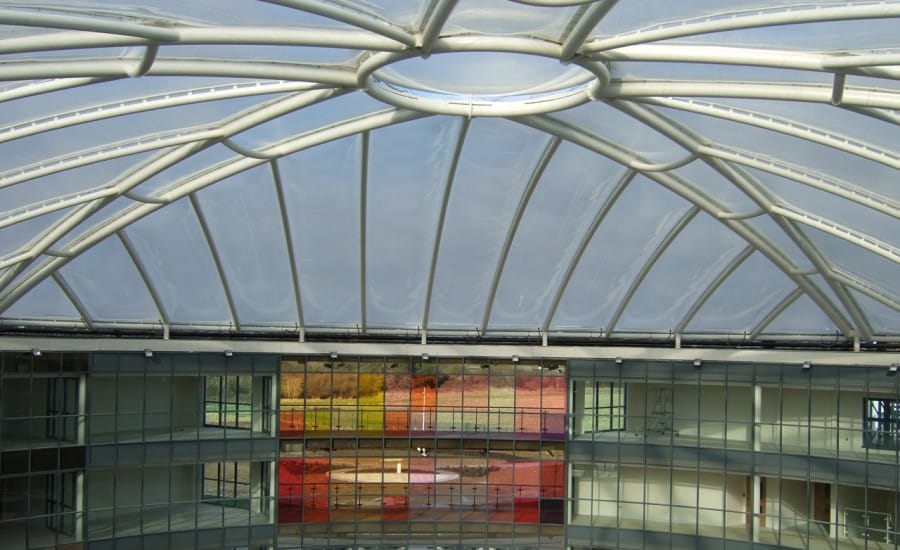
[278,137,362,328]
[617,212,747,333]
[121,197,233,325]
[0,1,896,344]
[56,236,160,323]
[366,117,461,329]
[487,142,628,331]
[550,175,694,332]
[428,118,547,329]
[686,251,796,334]
[193,165,297,326]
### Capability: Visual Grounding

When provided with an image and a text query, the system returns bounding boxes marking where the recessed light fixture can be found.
[802,361,812,370]
[511,355,519,363]
[615,357,623,366]
[693,358,702,367]
[889,364,898,375]
[421,353,430,361]
[329,351,338,360]
[144,349,153,358]
[224,350,233,358]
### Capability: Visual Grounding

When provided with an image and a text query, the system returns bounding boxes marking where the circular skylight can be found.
[365,51,607,116]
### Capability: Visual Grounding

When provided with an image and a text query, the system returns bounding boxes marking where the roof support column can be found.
[270,159,306,340]
[422,118,470,332]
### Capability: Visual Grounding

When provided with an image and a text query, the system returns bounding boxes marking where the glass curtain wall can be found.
[569,360,900,549]
[278,356,565,548]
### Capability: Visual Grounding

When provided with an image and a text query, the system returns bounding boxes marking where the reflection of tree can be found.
[283,373,386,399]
[410,374,448,389]
[281,373,303,399]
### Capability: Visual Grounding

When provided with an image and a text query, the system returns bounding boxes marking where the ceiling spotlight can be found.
[31,348,41,357]
[693,358,702,367]
[511,354,519,363]
[421,353,430,361]
[144,349,153,358]
[802,361,812,370]
[615,357,623,366]
[224,350,233,358]
[329,351,338,360]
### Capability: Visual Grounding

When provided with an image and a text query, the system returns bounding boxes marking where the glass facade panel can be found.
[276,355,568,547]
[569,359,900,549]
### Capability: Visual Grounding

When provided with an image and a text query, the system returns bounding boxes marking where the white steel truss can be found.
[0,0,896,344]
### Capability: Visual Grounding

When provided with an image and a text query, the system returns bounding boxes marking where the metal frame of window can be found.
[863,397,900,450]
[203,375,253,430]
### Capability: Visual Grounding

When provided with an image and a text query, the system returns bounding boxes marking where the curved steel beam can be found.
[0,108,429,313]
[582,3,900,53]
[0,129,217,194]
[842,105,900,126]
[0,88,348,279]
[0,58,358,87]
[600,81,900,111]
[0,8,180,41]
[480,136,561,332]
[597,44,900,75]
[0,140,212,281]
[541,169,635,334]
[642,97,900,171]
[0,188,118,230]
[613,100,874,338]
[0,26,408,55]
[750,287,804,339]
[421,118,470,332]
[675,245,755,334]
[117,229,170,328]
[771,204,900,265]
[559,0,618,61]
[51,272,93,330]
[774,216,875,339]
[189,194,241,331]
[270,160,305,336]
[0,76,109,104]
[419,0,457,56]
[0,80,322,149]
[605,205,701,335]
[515,113,856,337]
[698,145,900,221]
[1,87,345,191]
[832,268,900,314]
[261,0,417,46]
[0,90,376,277]
[360,131,369,332]
[357,34,611,89]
